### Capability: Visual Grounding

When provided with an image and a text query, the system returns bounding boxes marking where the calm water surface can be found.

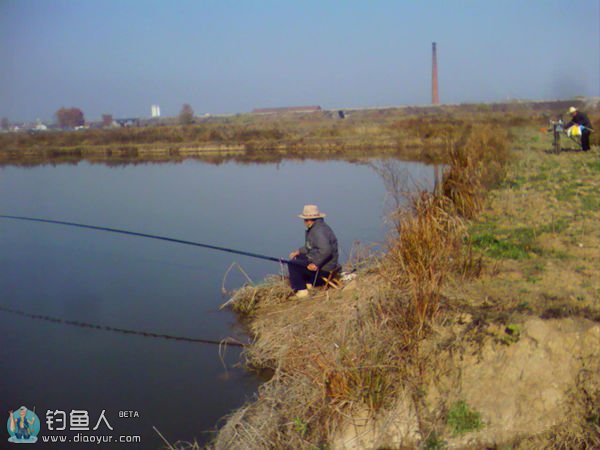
[0,158,433,448]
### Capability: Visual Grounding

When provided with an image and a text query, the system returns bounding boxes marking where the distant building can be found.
[34,120,48,131]
[252,105,322,114]
[116,118,140,127]
[151,105,161,118]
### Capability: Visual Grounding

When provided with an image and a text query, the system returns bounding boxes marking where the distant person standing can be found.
[565,106,593,151]
[288,205,339,299]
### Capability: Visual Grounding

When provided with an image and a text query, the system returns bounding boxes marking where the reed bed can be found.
[375,124,508,340]
[442,125,510,219]
[380,193,466,338]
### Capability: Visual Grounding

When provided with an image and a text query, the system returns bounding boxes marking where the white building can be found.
[34,120,47,131]
[151,105,161,118]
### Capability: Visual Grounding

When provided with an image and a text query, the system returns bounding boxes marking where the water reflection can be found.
[0,148,411,169]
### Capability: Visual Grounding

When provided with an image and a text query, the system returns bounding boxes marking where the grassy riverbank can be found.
[464,127,600,324]
[212,109,599,449]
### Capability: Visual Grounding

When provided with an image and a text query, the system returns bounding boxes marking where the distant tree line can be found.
[102,114,113,127]
[56,107,85,128]
[179,104,194,125]
[28,104,195,129]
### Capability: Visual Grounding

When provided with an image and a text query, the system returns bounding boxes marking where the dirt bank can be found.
[334,317,599,449]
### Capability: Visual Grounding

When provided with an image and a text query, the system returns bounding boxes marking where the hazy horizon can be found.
[2,0,599,122]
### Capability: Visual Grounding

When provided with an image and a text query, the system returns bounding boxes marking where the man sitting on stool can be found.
[288,205,339,299]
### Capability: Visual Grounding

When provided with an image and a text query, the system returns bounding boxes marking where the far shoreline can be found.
[1,99,593,167]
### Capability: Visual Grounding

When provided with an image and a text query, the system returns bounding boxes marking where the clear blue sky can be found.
[1,0,599,122]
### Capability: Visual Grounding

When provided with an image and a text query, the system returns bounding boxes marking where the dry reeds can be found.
[442,124,509,219]
[216,280,413,449]
[226,275,291,316]
[376,124,508,342]
[381,193,465,338]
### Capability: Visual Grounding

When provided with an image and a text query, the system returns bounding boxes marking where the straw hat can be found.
[568,106,577,114]
[298,204,326,219]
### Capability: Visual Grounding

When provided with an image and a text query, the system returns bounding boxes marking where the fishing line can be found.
[0,215,297,265]
[0,304,245,347]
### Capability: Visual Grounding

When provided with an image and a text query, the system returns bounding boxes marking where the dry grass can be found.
[216,278,408,448]
[442,124,510,219]
[381,193,465,338]
[217,282,455,448]
[377,124,508,338]
[227,275,291,316]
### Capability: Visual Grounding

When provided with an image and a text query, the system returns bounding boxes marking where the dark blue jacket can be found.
[299,219,339,272]
[566,111,592,130]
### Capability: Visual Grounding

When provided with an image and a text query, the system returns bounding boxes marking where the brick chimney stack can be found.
[432,42,440,105]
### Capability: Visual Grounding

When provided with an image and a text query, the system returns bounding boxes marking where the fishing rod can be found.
[0,215,297,265]
[0,215,289,347]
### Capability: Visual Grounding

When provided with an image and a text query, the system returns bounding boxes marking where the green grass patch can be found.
[511,227,537,246]
[471,232,531,259]
[586,159,600,172]
[470,224,540,259]
[555,188,577,202]
[470,217,577,260]
[293,417,308,437]
[424,431,447,450]
[531,261,546,271]
[526,275,542,284]
[538,218,569,234]
[447,400,484,436]
[524,260,545,283]
[502,176,525,189]
[502,324,522,344]
[528,172,550,183]
[545,249,570,260]
[581,194,600,211]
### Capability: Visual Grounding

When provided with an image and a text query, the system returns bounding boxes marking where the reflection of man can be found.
[288,205,339,299]
[8,406,35,440]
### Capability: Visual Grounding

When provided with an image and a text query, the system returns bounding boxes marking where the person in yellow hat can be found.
[288,204,339,299]
[565,106,593,151]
